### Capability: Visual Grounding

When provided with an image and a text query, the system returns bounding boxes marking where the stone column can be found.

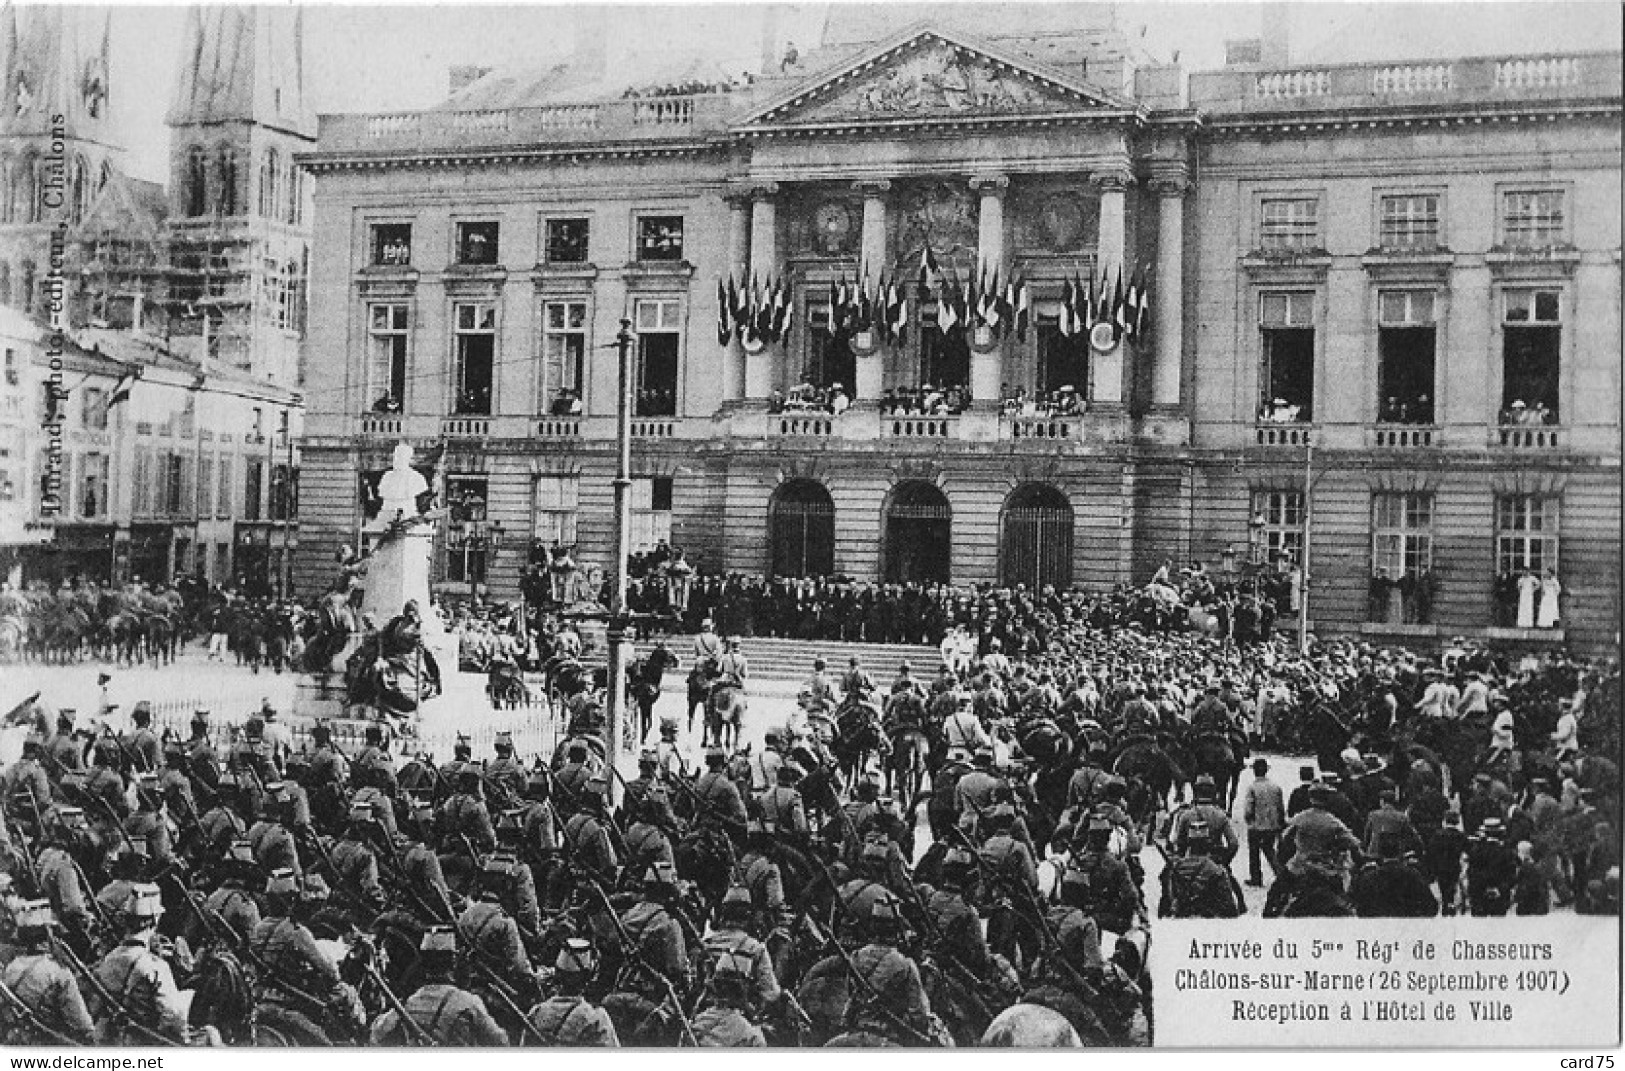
[969,173,1009,409]
[722,191,752,402]
[853,179,890,406]
[1149,174,1187,407]
[744,183,779,399]
[1091,171,1132,404]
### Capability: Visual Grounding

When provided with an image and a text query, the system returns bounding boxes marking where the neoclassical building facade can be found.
[296,10,1622,652]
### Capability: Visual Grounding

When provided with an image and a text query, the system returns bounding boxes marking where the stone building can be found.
[295,6,1621,652]
[0,3,312,591]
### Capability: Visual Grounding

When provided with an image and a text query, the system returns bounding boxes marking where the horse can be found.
[686,657,718,737]
[1111,734,1187,815]
[626,656,664,743]
[831,693,887,789]
[882,691,932,802]
[1187,730,1245,810]
[144,611,178,668]
[706,677,746,753]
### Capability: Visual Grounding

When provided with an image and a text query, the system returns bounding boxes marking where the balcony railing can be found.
[772,414,835,438]
[884,416,957,439]
[1004,415,1086,441]
[1193,50,1620,114]
[1494,425,1564,450]
[535,418,582,439]
[1369,425,1438,448]
[631,418,676,439]
[361,414,404,437]
[442,417,491,438]
[1255,423,1314,447]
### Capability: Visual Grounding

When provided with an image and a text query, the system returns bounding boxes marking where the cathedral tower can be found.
[164,5,314,384]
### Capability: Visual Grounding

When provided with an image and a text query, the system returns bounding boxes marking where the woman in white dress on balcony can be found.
[1537,568,1562,629]
[1516,569,1541,629]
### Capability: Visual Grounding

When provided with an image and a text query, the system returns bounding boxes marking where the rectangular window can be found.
[371,223,412,266]
[1372,492,1433,579]
[269,464,293,521]
[1251,490,1305,566]
[445,475,489,585]
[533,475,580,546]
[216,455,233,518]
[79,453,108,519]
[630,475,674,552]
[541,300,587,413]
[1496,495,1559,575]
[1259,197,1319,251]
[456,221,500,265]
[1501,288,1561,422]
[81,388,107,430]
[1036,313,1087,397]
[198,455,214,517]
[367,303,409,410]
[1377,290,1437,424]
[165,455,186,515]
[243,460,263,521]
[803,304,855,393]
[1379,194,1441,250]
[4,347,17,386]
[636,216,684,262]
[1259,291,1315,422]
[1501,189,1565,247]
[544,218,590,264]
[633,298,679,416]
[453,302,496,415]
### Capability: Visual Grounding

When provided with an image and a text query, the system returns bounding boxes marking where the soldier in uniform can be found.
[437,768,497,879]
[250,869,364,1034]
[754,761,809,844]
[370,926,507,1045]
[88,884,190,1044]
[43,711,85,785]
[1062,816,1140,938]
[843,894,938,1046]
[1169,775,1239,864]
[350,725,397,796]
[702,884,781,1014]
[686,747,747,836]
[562,776,619,887]
[34,809,96,956]
[197,772,248,862]
[2,736,53,824]
[691,948,766,1047]
[552,742,595,817]
[734,819,787,932]
[525,938,618,1046]
[185,710,222,799]
[247,788,303,880]
[196,840,263,944]
[1466,817,1519,917]
[0,900,95,1044]
[623,787,678,876]
[921,848,1002,984]
[123,775,174,869]
[618,749,662,825]
[1159,822,1243,919]
[157,745,199,834]
[1351,840,1440,918]
[327,802,389,916]
[978,803,1039,893]
[439,735,475,790]
[350,763,399,843]
[126,703,162,774]
[459,857,537,1002]
[618,862,694,993]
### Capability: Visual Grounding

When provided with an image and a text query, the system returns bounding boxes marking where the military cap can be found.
[128,883,165,920]
[643,861,679,889]
[745,817,774,837]
[584,775,609,797]
[1479,818,1506,838]
[639,748,659,764]
[860,838,891,864]
[555,937,596,975]
[494,731,513,751]
[420,925,458,954]
[191,709,210,724]
[14,899,57,930]
[867,894,905,930]
[53,806,87,829]
[266,868,301,897]
[225,838,257,868]
[482,851,521,878]
[705,745,726,761]
[348,800,377,824]
[719,884,754,917]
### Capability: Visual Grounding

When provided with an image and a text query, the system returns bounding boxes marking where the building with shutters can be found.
[295,6,1621,652]
[0,4,312,592]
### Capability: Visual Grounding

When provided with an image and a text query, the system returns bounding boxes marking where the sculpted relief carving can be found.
[891,181,979,268]
[810,42,1064,120]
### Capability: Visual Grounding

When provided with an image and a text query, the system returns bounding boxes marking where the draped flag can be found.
[716,276,732,346]
[919,244,940,290]
[1059,278,1076,337]
[1112,269,1128,337]
[727,274,744,341]
[888,275,909,346]
[1014,274,1030,342]
[1123,267,1141,342]
[937,268,959,332]
[772,277,792,341]
[1132,267,1150,340]
[107,367,140,410]
[982,266,1002,331]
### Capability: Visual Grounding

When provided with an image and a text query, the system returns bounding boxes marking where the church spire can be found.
[167,5,313,138]
[0,4,114,140]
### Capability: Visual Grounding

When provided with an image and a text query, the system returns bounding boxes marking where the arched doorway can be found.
[768,479,834,579]
[883,481,951,584]
[1000,483,1073,590]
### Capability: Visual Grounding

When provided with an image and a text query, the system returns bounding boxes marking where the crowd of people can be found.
[999,385,1085,418]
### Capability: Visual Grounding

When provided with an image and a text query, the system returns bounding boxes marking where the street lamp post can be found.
[604,319,635,807]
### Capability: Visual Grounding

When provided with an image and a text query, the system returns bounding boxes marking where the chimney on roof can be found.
[448,65,492,96]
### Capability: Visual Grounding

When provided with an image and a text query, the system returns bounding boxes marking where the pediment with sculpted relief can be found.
[741,29,1127,130]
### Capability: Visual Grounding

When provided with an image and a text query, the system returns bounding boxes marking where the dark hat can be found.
[719,884,754,918]
[420,925,458,955]
[555,937,596,975]
[1252,758,1270,775]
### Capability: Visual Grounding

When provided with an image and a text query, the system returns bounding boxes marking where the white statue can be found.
[375,442,428,529]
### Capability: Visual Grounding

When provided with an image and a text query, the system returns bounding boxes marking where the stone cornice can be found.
[734,109,1142,141]
[1200,99,1621,137]
[298,141,722,174]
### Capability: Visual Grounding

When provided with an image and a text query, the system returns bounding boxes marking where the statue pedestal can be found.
[361,523,456,713]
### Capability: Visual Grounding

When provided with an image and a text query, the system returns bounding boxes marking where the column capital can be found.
[968,173,1010,196]
[729,180,780,202]
[1144,176,1196,199]
[1090,170,1135,193]
[852,179,892,197]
